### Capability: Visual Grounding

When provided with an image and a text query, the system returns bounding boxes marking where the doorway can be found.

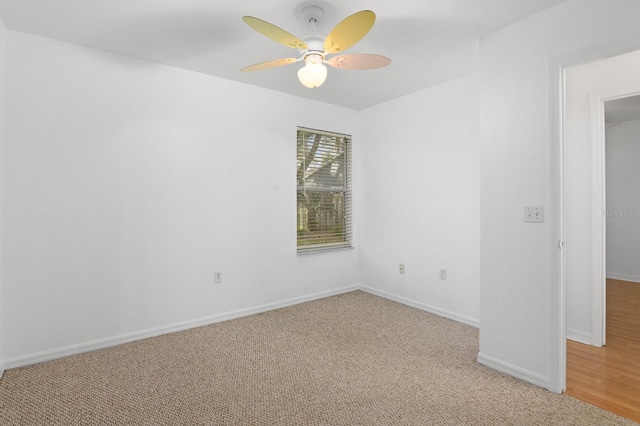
[564,51,640,423]
[564,49,640,349]
[603,96,640,288]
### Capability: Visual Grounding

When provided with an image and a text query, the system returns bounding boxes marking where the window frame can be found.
[296,127,353,254]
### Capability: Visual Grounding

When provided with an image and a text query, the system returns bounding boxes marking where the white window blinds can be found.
[296,127,352,254]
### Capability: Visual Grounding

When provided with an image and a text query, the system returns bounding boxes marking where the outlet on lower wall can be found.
[440,269,447,280]
[399,264,405,275]
[214,271,222,284]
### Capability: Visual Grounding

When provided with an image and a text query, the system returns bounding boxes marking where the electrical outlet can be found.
[214,271,222,284]
[399,264,405,275]
[440,269,447,280]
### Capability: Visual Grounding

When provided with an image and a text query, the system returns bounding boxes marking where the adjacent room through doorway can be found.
[565,58,640,422]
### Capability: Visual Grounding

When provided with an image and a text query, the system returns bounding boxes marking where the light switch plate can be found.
[524,205,544,223]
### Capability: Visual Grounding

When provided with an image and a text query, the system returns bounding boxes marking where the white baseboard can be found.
[606,272,640,284]
[360,286,480,328]
[4,285,359,370]
[566,328,592,345]
[476,352,548,389]
[5,284,480,370]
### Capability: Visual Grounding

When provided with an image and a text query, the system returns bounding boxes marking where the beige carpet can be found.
[0,291,636,425]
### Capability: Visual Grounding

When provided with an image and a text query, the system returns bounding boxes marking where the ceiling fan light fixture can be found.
[297,53,327,89]
[242,9,390,87]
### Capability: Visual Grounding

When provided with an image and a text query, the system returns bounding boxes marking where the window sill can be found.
[297,245,355,255]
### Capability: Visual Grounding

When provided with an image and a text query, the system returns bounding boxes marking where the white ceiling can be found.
[0,0,566,110]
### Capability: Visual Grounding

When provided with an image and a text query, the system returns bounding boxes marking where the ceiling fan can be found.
[241,6,391,89]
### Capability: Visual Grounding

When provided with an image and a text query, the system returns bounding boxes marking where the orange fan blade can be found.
[241,58,299,72]
[327,54,391,70]
[324,10,375,54]
[243,16,308,50]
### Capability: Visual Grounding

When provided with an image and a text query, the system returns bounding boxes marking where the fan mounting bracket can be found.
[302,6,324,24]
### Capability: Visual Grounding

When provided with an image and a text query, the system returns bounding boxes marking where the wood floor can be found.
[566,279,640,423]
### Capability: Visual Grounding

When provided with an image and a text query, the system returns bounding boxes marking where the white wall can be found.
[565,49,640,344]
[3,31,361,365]
[358,73,480,326]
[0,16,6,378]
[606,118,640,282]
[9,1,640,396]
[479,0,640,393]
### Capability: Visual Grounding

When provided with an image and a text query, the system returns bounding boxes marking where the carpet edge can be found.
[4,285,359,370]
[477,352,549,390]
[359,285,480,328]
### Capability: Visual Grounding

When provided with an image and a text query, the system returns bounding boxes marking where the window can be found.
[296,127,352,254]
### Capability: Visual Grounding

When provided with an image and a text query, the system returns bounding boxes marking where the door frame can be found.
[590,86,640,347]
[549,42,640,394]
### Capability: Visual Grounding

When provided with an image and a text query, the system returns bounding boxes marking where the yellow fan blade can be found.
[324,10,375,54]
[241,58,298,72]
[243,16,308,50]
[327,54,391,70]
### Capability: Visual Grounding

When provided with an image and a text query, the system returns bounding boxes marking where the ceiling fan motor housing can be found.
[301,35,325,58]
